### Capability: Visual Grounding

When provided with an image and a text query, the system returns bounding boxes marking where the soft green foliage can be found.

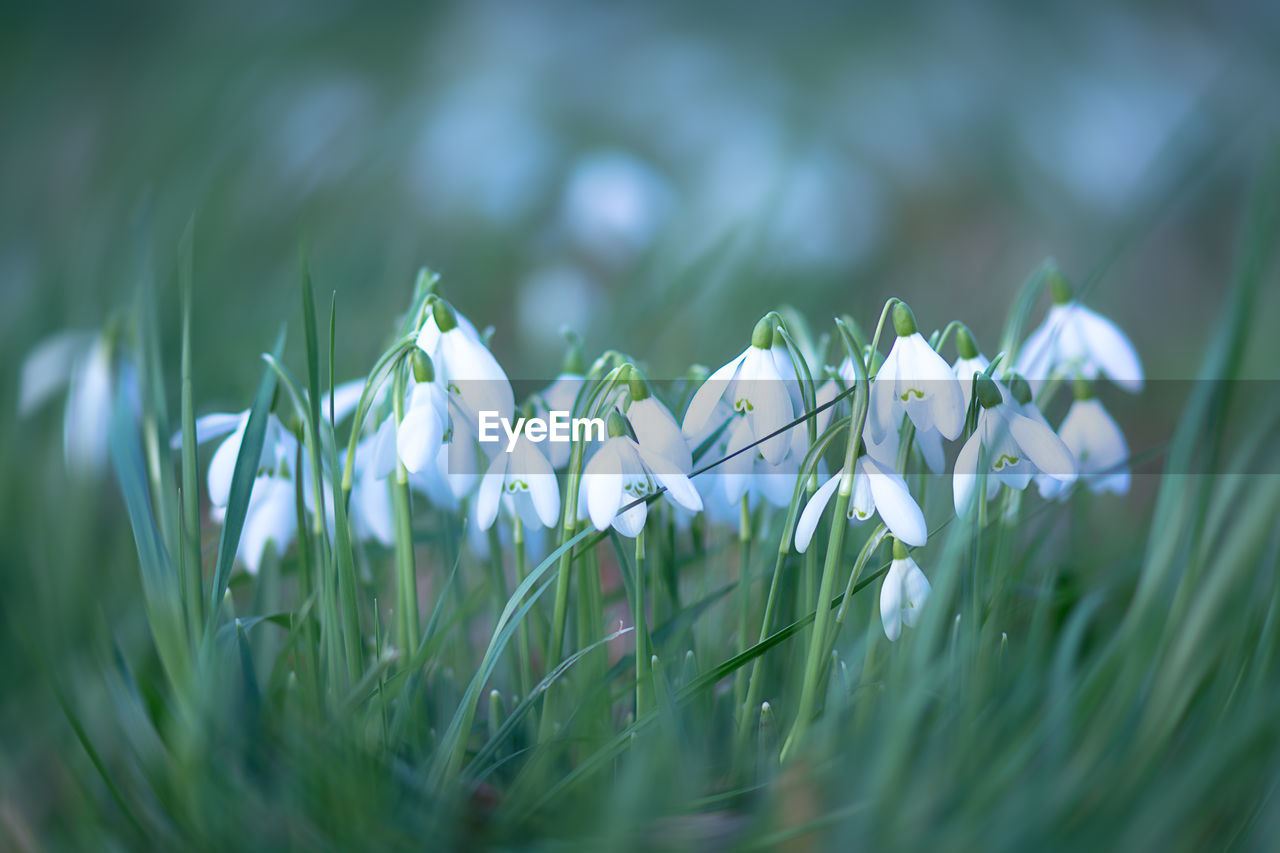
[2,160,1274,852]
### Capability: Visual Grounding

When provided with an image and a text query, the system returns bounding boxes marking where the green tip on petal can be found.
[432,299,458,333]
[892,301,918,337]
[893,538,909,560]
[956,326,979,360]
[412,350,435,384]
[606,408,636,440]
[1007,373,1032,405]
[1048,268,1073,305]
[1072,376,1095,401]
[975,373,1003,410]
[751,316,774,349]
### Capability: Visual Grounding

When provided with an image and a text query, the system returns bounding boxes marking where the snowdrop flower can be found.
[475,430,561,531]
[582,411,702,537]
[880,539,931,642]
[794,452,928,552]
[870,302,965,445]
[415,299,515,437]
[1015,270,1143,392]
[395,353,451,475]
[625,370,693,475]
[1039,379,1130,498]
[952,326,991,411]
[682,316,796,465]
[714,415,803,511]
[195,412,298,509]
[349,435,395,547]
[213,475,297,574]
[953,373,1077,517]
[20,329,130,474]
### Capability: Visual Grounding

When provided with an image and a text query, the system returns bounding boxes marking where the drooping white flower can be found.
[626,373,693,475]
[20,330,130,474]
[1015,272,1143,392]
[582,412,702,537]
[880,540,932,642]
[210,474,297,575]
[713,415,804,512]
[1039,382,1130,498]
[349,434,395,547]
[952,326,991,412]
[682,317,796,465]
[953,374,1077,517]
[475,433,561,531]
[794,453,928,552]
[395,376,450,475]
[870,302,966,444]
[415,298,515,437]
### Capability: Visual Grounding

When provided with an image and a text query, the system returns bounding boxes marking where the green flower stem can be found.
[833,526,888,632]
[390,362,419,655]
[512,516,533,702]
[733,496,753,715]
[782,307,881,759]
[635,527,651,718]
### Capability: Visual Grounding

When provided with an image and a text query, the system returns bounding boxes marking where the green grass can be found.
[4,153,1280,853]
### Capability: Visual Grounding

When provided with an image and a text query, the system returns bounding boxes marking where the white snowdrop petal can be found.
[1009,411,1076,482]
[475,451,508,531]
[795,473,841,553]
[584,439,625,531]
[1078,307,1144,391]
[862,456,928,547]
[953,430,983,518]
[397,403,445,475]
[880,561,906,642]
[682,351,746,440]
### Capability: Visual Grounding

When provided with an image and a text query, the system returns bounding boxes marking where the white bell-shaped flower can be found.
[870,303,966,444]
[1015,272,1142,392]
[682,317,796,465]
[794,452,927,552]
[415,299,514,437]
[1039,381,1130,498]
[582,411,703,537]
[209,474,297,575]
[952,326,991,411]
[953,374,1077,516]
[880,540,932,642]
[475,432,561,531]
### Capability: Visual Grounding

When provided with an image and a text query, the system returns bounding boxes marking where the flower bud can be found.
[626,365,650,401]
[606,408,636,440]
[955,325,980,360]
[412,349,435,384]
[751,316,775,349]
[974,373,1003,410]
[892,301,918,337]
[561,332,585,375]
[1007,373,1033,406]
[432,298,458,333]
[1048,266,1073,305]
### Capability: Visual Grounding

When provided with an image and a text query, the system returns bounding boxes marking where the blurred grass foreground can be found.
[4,2,1280,851]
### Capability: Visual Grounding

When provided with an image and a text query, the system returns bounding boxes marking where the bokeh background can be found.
[3,0,1279,842]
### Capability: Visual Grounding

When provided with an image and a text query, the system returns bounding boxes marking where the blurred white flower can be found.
[414,299,515,439]
[1015,273,1143,392]
[20,330,129,474]
[1039,386,1130,498]
[563,151,672,262]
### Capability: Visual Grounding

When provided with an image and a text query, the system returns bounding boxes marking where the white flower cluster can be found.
[21,266,1141,642]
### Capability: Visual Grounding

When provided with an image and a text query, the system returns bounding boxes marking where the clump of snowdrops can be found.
[22,254,1164,846]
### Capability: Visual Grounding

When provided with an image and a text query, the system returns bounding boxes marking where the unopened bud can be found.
[606,409,636,440]
[1048,266,1073,305]
[974,373,1003,410]
[751,316,774,349]
[1007,373,1033,406]
[432,299,458,333]
[892,302,918,337]
[412,349,435,384]
[955,326,980,360]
